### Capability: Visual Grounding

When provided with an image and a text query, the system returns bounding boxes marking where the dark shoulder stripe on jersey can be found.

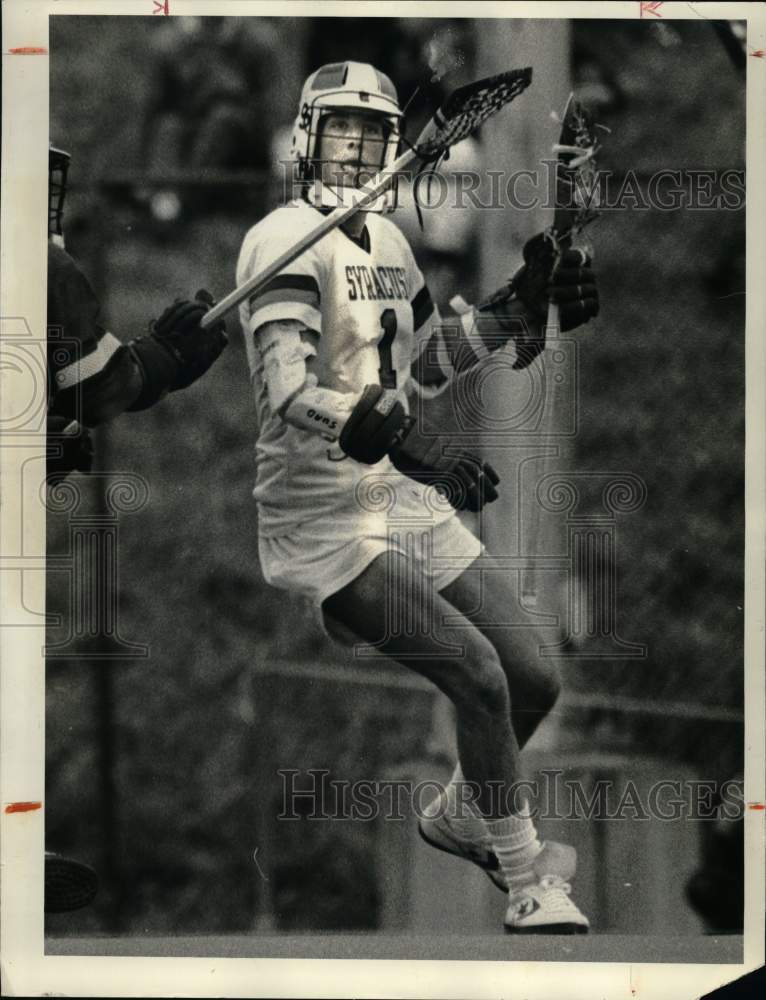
[250,288,321,313]
[249,274,320,311]
[411,284,435,331]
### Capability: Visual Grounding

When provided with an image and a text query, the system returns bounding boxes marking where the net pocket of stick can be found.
[414,68,533,160]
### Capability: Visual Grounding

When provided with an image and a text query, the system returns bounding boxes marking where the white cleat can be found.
[504,841,590,935]
[418,810,507,892]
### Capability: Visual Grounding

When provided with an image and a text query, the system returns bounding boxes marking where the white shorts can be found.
[258,479,484,616]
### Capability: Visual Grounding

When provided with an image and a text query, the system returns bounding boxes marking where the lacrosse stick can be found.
[475,95,601,331]
[532,95,602,607]
[545,93,602,339]
[475,95,602,607]
[201,68,532,329]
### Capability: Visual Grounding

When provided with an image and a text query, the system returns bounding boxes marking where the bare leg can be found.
[441,555,561,749]
[323,551,521,818]
[327,554,588,930]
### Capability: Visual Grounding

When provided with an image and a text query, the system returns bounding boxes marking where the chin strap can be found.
[306,178,391,215]
[403,131,450,231]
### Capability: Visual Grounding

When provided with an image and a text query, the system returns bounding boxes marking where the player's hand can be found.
[514,233,599,331]
[46,415,94,480]
[389,424,500,513]
[151,289,229,391]
[339,385,499,511]
[339,384,410,465]
[484,233,599,369]
[546,245,599,332]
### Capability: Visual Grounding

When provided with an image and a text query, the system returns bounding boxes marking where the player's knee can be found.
[535,663,561,713]
[461,642,510,716]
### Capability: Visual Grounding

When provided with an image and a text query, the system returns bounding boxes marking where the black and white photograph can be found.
[0,1,764,997]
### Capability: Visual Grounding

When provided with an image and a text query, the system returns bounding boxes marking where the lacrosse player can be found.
[45,146,228,913]
[237,62,599,933]
[47,145,229,481]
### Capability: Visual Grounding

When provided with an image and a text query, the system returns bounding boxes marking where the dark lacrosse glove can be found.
[339,385,410,465]
[389,424,500,513]
[514,232,600,331]
[482,233,599,369]
[46,415,94,480]
[339,385,500,513]
[150,288,229,391]
[128,289,228,410]
[546,245,599,332]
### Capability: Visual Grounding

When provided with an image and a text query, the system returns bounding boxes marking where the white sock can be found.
[424,763,490,845]
[485,805,543,890]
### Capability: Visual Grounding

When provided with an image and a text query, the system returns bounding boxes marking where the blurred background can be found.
[45,15,745,940]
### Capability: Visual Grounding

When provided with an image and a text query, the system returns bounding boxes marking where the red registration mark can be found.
[5,801,42,814]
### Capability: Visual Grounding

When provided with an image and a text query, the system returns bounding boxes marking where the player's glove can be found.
[481,233,599,369]
[339,385,410,465]
[128,290,228,409]
[339,385,500,513]
[149,288,229,391]
[46,415,94,480]
[389,423,500,513]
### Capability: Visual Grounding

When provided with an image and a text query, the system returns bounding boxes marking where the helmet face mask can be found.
[49,146,71,244]
[290,62,402,214]
[314,110,391,191]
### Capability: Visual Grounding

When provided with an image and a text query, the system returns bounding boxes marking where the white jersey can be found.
[237,200,446,537]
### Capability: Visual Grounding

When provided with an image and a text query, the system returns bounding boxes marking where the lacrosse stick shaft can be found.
[545,301,560,340]
[201,145,421,330]
[520,297,560,606]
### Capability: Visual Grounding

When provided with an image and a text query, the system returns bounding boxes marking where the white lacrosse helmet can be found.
[290,61,403,214]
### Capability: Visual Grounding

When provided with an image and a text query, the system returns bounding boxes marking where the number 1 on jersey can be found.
[377,309,398,389]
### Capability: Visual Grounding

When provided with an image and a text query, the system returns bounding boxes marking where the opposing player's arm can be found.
[47,244,143,423]
[48,245,227,425]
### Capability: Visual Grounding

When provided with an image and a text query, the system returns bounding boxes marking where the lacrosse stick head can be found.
[550,95,603,245]
[413,67,532,161]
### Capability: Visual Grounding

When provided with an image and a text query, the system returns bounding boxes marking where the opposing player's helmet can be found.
[49,145,71,244]
[290,62,402,214]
